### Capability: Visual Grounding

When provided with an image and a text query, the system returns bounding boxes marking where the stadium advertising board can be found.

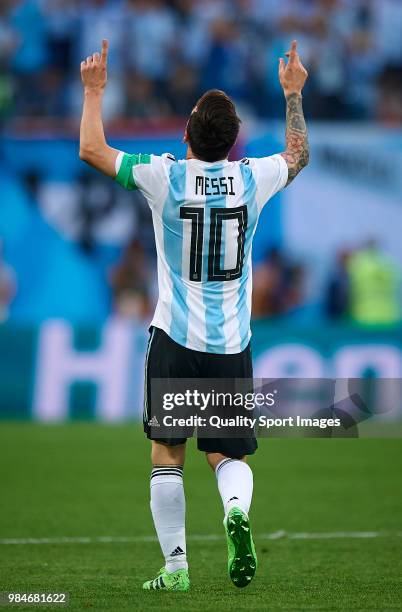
[0,320,400,423]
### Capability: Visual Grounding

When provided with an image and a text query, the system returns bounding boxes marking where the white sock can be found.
[150,466,188,573]
[215,458,253,517]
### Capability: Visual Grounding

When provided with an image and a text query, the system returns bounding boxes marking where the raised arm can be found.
[279,40,310,186]
[79,39,119,177]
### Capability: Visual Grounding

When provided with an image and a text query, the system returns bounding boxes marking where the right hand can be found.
[81,39,109,92]
[279,40,308,97]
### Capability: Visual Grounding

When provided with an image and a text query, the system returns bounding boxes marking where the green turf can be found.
[0,423,401,610]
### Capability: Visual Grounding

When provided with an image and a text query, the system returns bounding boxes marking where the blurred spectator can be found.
[166,63,200,116]
[347,240,401,326]
[307,0,351,119]
[10,0,48,74]
[0,238,16,322]
[376,65,402,125]
[193,0,230,23]
[345,0,380,116]
[9,0,49,115]
[252,247,304,318]
[0,1,15,121]
[42,0,77,73]
[325,248,351,319]
[124,70,171,118]
[174,0,211,68]
[109,238,152,320]
[202,18,250,103]
[125,0,176,81]
[372,0,402,67]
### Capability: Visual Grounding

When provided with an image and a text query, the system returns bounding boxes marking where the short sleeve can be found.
[245,154,288,211]
[115,151,175,208]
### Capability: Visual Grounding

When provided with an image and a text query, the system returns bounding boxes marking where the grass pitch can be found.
[0,423,401,610]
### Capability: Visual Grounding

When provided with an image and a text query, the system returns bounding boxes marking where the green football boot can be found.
[224,506,258,588]
[142,566,190,592]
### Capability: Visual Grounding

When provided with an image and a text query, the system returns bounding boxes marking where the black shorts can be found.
[143,326,257,458]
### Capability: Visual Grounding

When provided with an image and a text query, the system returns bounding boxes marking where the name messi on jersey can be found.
[195,175,235,196]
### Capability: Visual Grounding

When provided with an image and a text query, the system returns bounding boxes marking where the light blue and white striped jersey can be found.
[115,151,288,354]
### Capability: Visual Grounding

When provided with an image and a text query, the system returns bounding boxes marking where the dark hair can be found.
[186,90,241,162]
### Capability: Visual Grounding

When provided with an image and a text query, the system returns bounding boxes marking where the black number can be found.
[180,205,247,282]
[208,206,247,281]
[180,207,204,281]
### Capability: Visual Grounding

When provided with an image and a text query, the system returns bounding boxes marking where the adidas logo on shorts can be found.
[148,416,160,427]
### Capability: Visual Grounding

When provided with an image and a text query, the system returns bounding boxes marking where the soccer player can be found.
[79,39,309,592]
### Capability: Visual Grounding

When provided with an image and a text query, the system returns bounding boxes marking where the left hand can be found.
[279,40,308,97]
[81,39,109,92]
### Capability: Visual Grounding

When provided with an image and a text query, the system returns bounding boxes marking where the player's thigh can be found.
[144,326,197,447]
[198,343,257,460]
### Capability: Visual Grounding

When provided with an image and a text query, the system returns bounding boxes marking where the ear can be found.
[183,126,189,144]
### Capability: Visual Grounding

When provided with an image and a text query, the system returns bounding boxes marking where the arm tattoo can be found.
[281,93,309,186]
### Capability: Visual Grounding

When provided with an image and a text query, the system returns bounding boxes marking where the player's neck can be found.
[185,150,228,163]
[185,146,198,161]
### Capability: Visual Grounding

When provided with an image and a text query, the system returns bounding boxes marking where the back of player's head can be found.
[186,90,241,162]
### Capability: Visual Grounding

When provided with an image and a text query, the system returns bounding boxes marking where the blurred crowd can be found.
[324,240,401,325]
[1,224,401,324]
[0,0,402,123]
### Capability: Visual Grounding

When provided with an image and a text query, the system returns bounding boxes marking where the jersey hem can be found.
[150,321,251,356]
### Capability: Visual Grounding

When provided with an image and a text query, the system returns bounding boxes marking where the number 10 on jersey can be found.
[180,205,248,282]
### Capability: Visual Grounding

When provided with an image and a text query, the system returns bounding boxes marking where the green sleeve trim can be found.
[115,153,152,191]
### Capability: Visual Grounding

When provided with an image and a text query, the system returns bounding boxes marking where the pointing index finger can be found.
[289,39,298,63]
[101,39,109,64]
